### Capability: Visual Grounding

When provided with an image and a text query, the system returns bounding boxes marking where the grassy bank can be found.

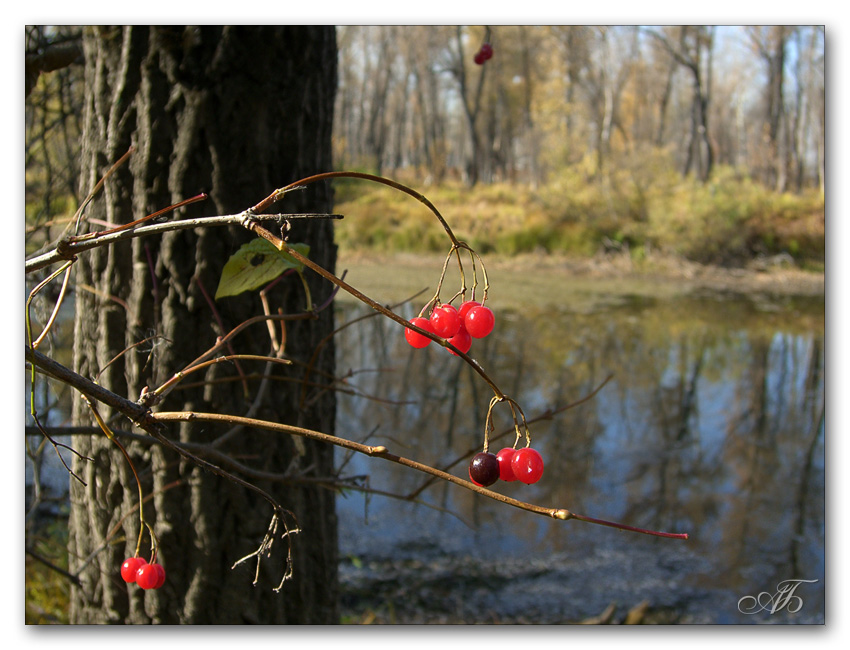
[332,165,824,270]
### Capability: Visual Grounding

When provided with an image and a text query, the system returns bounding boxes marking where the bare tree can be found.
[648,26,715,183]
[749,26,790,191]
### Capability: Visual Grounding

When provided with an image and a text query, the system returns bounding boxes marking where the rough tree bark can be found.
[68,25,339,624]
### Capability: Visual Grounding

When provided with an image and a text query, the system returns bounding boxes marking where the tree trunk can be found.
[650,27,714,183]
[68,25,339,624]
[453,26,484,187]
[766,26,788,192]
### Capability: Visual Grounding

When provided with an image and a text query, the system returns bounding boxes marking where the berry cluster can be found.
[121,556,166,590]
[468,447,544,487]
[405,300,495,356]
[474,42,494,65]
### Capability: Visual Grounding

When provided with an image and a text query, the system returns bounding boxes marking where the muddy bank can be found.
[338,539,823,625]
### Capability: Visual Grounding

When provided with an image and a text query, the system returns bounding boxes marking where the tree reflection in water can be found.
[334,291,824,623]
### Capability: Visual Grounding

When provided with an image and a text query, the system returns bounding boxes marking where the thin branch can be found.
[25,345,293,523]
[25,548,83,589]
[25,212,343,274]
[153,410,688,540]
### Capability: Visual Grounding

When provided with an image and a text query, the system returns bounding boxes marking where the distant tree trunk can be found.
[453,26,486,187]
[68,25,339,624]
[750,26,790,191]
[765,27,788,192]
[518,26,541,187]
[654,52,677,147]
[651,26,714,183]
[365,28,394,176]
[555,26,589,164]
[790,27,812,192]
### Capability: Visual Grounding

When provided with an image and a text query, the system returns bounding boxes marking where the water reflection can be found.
[334,291,824,623]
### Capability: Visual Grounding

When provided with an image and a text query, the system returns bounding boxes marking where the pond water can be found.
[332,282,825,624]
[25,266,825,624]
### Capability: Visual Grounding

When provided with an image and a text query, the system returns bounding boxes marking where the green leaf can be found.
[215,238,310,300]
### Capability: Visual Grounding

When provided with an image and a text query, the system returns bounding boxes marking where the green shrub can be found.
[332,161,823,267]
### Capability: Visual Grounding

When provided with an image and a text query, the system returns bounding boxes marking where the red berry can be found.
[511,448,544,485]
[137,562,165,590]
[465,305,495,338]
[480,43,493,60]
[496,448,519,482]
[121,557,147,583]
[405,316,434,348]
[474,50,486,65]
[458,300,481,321]
[468,452,500,487]
[430,304,461,338]
[448,326,472,356]
[152,563,166,589]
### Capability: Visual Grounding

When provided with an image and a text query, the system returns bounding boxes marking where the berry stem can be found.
[83,396,150,557]
[407,375,614,499]
[242,217,509,401]
[485,395,531,452]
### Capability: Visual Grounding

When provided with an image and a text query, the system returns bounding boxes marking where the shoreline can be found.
[335,249,825,311]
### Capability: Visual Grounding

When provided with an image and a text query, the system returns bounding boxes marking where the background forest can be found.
[27,26,825,267]
[332,25,824,266]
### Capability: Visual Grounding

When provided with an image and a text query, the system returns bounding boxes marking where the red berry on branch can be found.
[152,563,166,589]
[430,304,461,338]
[137,562,166,590]
[458,300,481,321]
[474,50,486,65]
[121,557,147,583]
[496,447,519,482]
[511,448,544,484]
[405,316,434,348]
[465,305,495,338]
[480,43,493,60]
[448,326,472,355]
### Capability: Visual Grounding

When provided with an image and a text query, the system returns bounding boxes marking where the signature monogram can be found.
[737,579,819,615]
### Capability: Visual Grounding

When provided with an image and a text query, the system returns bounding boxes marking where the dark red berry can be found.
[511,448,544,485]
[465,305,495,338]
[496,448,519,482]
[448,326,472,355]
[137,562,165,590]
[405,316,434,348]
[480,43,493,60]
[474,50,486,65]
[468,452,500,487]
[430,304,461,338]
[121,557,147,583]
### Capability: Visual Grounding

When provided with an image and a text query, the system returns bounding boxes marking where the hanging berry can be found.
[474,42,494,65]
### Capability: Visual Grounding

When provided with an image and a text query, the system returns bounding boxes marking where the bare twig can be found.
[153,410,688,540]
[25,212,343,274]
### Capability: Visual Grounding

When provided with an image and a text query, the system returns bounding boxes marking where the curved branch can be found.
[250,170,461,246]
[243,218,507,400]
